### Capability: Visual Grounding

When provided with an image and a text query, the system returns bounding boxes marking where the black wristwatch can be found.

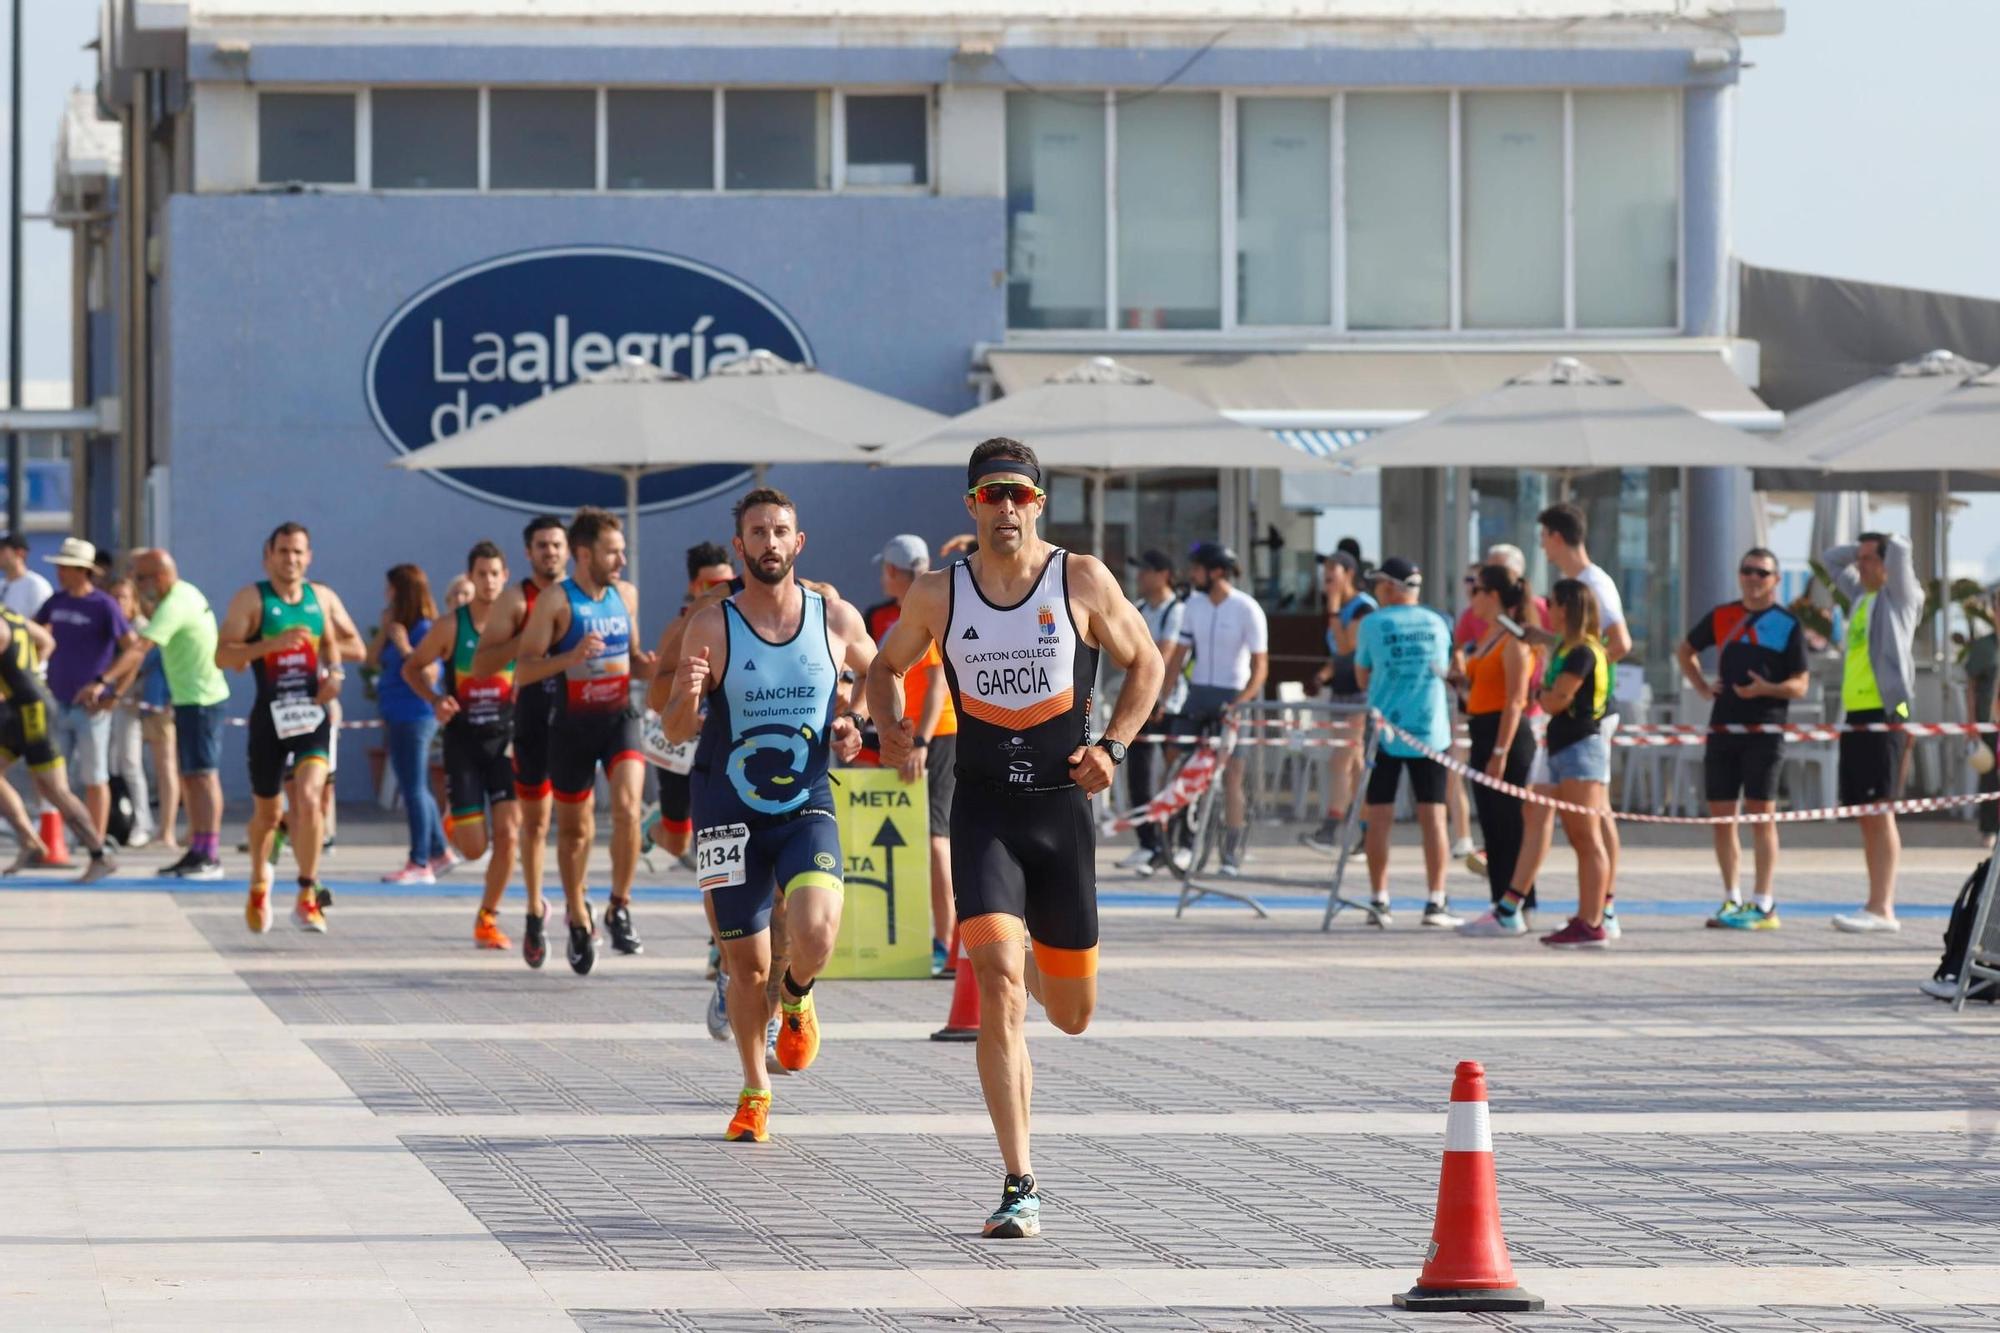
[1095,737,1127,765]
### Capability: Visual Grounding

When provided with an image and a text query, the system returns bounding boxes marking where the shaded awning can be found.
[985,347,1780,432]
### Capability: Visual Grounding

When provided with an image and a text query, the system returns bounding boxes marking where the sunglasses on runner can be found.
[966,482,1046,507]
[1738,565,1777,579]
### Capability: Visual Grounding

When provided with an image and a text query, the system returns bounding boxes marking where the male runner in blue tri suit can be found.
[869,437,1164,1240]
[663,486,876,1143]
[514,507,655,975]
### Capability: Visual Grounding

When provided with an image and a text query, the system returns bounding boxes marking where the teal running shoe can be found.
[1719,903,1781,931]
[982,1174,1041,1239]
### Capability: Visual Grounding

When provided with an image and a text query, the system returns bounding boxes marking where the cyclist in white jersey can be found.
[870,437,1164,1242]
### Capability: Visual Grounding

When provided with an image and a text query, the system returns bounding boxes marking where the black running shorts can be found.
[247,697,333,800]
[950,779,1098,976]
[658,770,693,834]
[1366,752,1448,807]
[1838,708,1902,807]
[444,725,515,820]
[549,707,644,803]
[1705,733,1784,803]
[0,691,59,773]
[511,688,554,799]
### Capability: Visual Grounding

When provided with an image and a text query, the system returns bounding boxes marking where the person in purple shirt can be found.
[35,539,140,843]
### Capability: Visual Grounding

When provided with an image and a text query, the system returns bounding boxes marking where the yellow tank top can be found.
[1841,592,1883,713]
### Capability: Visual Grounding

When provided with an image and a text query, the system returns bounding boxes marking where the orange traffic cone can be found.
[929,928,979,1042]
[1393,1061,1543,1312]
[37,809,72,867]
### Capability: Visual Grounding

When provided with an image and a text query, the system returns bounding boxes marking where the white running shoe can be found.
[1421,902,1463,929]
[1832,909,1901,934]
[1918,977,1958,1001]
[1115,848,1155,872]
[1449,837,1476,859]
[1458,909,1526,938]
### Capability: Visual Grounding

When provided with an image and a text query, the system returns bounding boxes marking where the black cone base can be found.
[930,1026,978,1042]
[1394,1285,1545,1312]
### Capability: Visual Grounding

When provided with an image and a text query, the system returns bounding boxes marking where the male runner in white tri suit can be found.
[870,436,1164,1241]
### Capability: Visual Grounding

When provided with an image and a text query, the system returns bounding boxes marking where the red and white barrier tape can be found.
[1100,737,1225,833]
[1370,714,2000,827]
[1273,713,1997,738]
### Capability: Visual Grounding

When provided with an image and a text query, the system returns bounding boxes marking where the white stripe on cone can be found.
[1443,1100,1492,1153]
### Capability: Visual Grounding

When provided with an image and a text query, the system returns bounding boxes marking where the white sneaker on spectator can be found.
[1422,901,1463,929]
[1832,909,1900,934]
[1449,837,1476,859]
[1115,848,1154,872]
[1170,847,1194,873]
[1918,977,1958,1000]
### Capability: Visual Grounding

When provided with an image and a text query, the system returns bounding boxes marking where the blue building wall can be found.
[163,192,1005,797]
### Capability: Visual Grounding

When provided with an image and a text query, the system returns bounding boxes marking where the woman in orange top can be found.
[1459,566,1537,918]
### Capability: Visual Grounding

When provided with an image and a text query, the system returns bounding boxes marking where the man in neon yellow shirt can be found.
[1823,531,1922,933]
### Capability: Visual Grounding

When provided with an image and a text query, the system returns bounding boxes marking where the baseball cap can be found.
[1369,556,1423,590]
[872,534,930,572]
[1188,541,1240,572]
[1130,549,1174,574]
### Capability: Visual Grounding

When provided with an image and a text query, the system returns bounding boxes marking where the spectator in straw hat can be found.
[35,538,141,842]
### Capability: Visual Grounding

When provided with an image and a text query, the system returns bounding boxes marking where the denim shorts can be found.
[174,702,227,775]
[54,703,113,786]
[1547,731,1610,786]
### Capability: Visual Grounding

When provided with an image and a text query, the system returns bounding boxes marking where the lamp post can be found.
[6,0,23,537]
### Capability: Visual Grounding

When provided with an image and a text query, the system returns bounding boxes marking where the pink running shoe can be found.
[381,861,437,885]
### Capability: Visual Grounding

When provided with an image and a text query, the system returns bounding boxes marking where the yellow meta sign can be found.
[821,766,932,980]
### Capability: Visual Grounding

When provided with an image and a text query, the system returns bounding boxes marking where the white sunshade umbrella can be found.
[391,360,884,568]
[1328,356,1786,478]
[691,349,946,448]
[875,356,1324,556]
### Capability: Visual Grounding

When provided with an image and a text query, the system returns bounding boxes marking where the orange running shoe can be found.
[473,909,511,950]
[293,890,327,934]
[776,990,820,1072]
[724,1088,771,1142]
[245,887,272,934]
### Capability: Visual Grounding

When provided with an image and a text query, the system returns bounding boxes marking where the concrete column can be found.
[1686,465,1756,625]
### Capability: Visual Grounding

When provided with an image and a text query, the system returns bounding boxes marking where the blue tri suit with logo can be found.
[692,587,844,941]
[548,577,643,803]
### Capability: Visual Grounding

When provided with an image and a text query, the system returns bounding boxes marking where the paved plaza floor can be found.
[3,814,1996,1330]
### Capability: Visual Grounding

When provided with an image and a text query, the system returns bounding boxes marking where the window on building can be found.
[607,90,716,189]
[1237,97,1330,326]
[258,92,356,185]
[1461,92,1565,328]
[1005,93,1107,330]
[1345,92,1450,330]
[371,89,479,190]
[488,89,596,189]
[1117,94,1220,329]
[844,94,928,187]
[1574,91,1679,328]
[724,90,829,190]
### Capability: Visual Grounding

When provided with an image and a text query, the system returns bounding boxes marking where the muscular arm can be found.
[470,586,527,680]
[400,614,456,709]
[618,580,655,682]
[214,586,276,671]
[863,570,948,766]
[317,586,363,668]
[647,588,730,712]
[1075,556,1164,749]
[662,604,725,744]
[509,591,574,690]
[1236,651,1269,711]
[827,596,876,716]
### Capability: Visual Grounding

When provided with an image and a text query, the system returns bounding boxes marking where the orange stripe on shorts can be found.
[1030,940,1100,980]
[959,913,1025,949]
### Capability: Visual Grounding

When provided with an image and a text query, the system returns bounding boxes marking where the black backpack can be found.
[1936,858,1998,1002]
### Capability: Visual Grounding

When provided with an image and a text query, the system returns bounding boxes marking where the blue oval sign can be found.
[365,245,813,514]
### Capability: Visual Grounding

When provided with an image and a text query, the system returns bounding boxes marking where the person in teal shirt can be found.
[1354,557,1460,928]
